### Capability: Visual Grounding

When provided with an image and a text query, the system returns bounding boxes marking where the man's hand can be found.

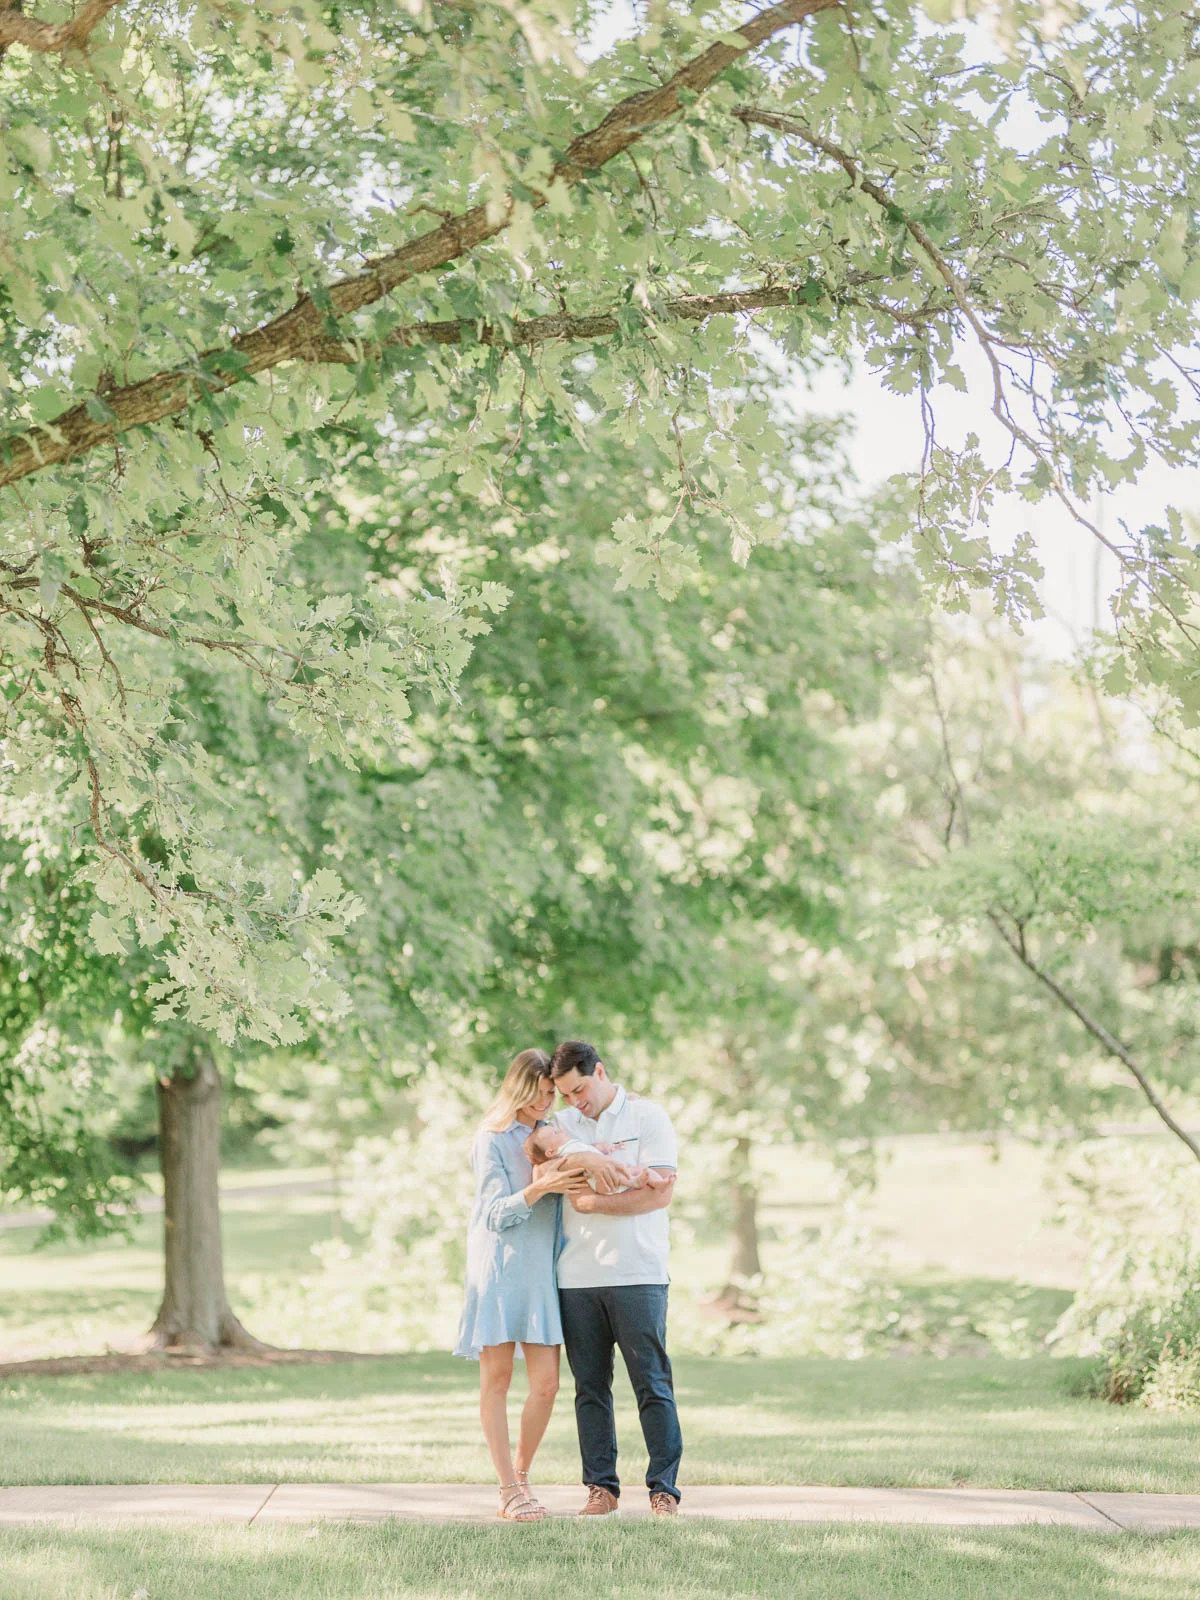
[570,1173,676,1214]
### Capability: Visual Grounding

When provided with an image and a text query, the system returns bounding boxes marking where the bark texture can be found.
[0,0,837,487]
[304,285,809,362]
[148,1040,265,1353]
[0,0,123,57]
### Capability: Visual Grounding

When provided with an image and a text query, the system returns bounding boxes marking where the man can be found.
[550,1038,682,1519]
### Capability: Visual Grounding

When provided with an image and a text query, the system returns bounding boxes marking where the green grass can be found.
[0,1136,1125,1361]
[0,1140,1086,1365]
[3,1523,1200,1600]
[1,1143,1196,1600]
[2,1353,1197,1492]
[724,1132,1110,1302]
[1,1140,1194,1509]
[0,1183,341,1361]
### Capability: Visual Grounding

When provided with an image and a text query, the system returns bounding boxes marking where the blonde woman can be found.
[454,1049,597,1521]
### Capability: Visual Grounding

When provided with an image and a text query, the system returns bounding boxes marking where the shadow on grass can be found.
[0,1290,153,1321]
[2,1354,1198,1493]
[890,1278,1076,1350]
[0,1209,337,1278]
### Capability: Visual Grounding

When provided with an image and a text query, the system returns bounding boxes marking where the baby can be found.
[524,1126,671,1192]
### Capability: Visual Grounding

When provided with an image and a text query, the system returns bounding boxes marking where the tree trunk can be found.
[711,1131,765,1322]
[729,1139,763,1282]
[147,1037,266,1354]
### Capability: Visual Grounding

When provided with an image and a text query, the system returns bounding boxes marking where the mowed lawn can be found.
[0,1136,1109,1363]
[4,1523,1200,1600]
[2,1140,1197,1496]
[0,1173,343,1364]
[3,1145,1200,1600]
[1,1353,1196,1493]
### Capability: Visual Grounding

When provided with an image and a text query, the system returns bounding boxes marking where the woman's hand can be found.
[524,1165,592,1205]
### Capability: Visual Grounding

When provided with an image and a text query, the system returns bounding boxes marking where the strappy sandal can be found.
[515,1469,550,1517]
[497,1481,548,1522]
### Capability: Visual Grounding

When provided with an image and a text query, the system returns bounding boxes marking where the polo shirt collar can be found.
[598,1085,627,1122]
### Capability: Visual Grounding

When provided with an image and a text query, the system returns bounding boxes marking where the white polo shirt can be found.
[555,1086,678,1289]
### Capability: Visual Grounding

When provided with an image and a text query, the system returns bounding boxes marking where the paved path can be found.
[2,1485,1199,1531]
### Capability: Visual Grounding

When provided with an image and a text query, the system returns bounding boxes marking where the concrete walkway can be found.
[2,1485,1200,1531]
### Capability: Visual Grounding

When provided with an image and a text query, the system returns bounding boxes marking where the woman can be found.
[454,1048,589,1522]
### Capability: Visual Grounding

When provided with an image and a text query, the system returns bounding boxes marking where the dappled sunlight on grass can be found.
[2,1159,1197,1503]
[3,1355,1198,1492]
[0,1195,353,1359]
[1,1143,1089,1366]
[3,1523,1200,1600]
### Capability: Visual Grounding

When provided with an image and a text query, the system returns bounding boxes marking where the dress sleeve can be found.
[475,1133,533,1233]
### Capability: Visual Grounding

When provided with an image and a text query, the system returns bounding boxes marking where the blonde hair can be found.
[482,1048,551,1133]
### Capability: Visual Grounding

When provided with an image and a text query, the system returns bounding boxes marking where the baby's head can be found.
[524,1125,570,1165]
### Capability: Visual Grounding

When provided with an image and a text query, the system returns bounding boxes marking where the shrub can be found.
[1049,1139,1200,1411]
[1088,1280,1200,1407]
[1142,1344,1200,1411]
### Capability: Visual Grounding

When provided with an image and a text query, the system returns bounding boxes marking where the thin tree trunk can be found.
[147,1037,267,1353]
[728,1138,763,1284]
[712,1051,765,1320]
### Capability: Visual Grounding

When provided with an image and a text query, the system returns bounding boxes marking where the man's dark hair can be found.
[550,1040,602,1080]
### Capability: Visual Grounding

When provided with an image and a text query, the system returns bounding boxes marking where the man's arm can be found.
[558,1147,626,1194]
[569,1172,676,1215]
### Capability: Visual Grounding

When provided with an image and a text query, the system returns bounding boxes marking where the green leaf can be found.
[88,912,130,957]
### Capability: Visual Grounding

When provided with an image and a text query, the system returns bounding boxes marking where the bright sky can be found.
[583,0,1199,662]
[797,357,1190,661]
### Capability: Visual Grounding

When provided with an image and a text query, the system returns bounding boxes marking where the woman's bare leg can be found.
[514,1343,561,1476]
[479,1343,517,1487]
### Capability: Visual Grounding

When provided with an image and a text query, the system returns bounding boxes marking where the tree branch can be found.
[0,0,838,489]
[0,0,123,57]
[926,652,970,849]
[988,910,1200,1165]
[303,284,822,362]
[733,104,1200,649]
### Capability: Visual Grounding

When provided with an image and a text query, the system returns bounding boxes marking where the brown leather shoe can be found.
[579,1485,620,1517]
[650,1492,679,1518]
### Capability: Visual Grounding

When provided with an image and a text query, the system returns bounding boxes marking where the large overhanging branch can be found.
[298,275,928,363]
[0,0,837,490]
[305,283,855,361]
[0,0,124,57]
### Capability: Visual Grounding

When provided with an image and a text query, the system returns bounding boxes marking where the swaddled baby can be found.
[524,1125,672,1192]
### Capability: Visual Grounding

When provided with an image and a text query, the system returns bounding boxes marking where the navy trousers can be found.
[559,1284,682,1502]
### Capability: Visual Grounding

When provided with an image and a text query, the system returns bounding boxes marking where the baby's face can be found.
[538,1128,569,1156]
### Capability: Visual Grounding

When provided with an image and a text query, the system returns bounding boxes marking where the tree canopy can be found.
[2,0,1199,1040]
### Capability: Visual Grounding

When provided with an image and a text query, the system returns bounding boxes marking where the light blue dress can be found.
[453,1120,564,1360]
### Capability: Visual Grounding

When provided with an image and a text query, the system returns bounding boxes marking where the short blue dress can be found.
[453,1120,563,1360]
